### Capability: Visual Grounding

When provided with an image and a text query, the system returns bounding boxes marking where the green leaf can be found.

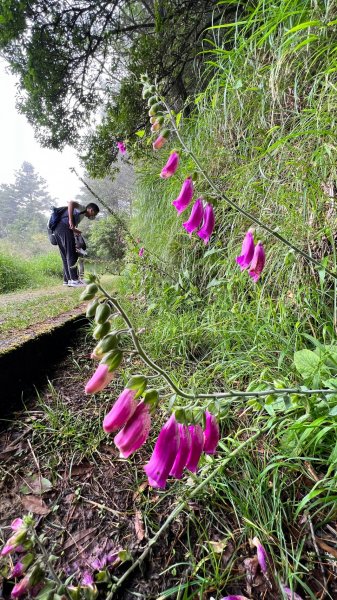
[329,405,337,416]
[206,278,225,289]
[175,112,182,126]
[135,130,145,138]
[294,349,320,380]
[295,488,324,516]
[285,20,322,34]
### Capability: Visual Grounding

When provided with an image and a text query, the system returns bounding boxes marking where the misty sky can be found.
[0,59,83,203]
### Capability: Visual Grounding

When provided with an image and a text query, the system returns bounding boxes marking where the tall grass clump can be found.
[0,249,63,293]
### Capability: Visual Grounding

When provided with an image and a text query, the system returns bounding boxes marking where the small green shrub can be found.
[0,252,31,293]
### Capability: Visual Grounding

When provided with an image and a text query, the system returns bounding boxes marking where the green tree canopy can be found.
[0,0,228,152]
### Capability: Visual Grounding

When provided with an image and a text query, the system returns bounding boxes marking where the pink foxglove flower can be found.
[151,121,161,132]
[185,424,204,472]
[114,401,151,458]
[138,247,144,257]
[117,141,126,155]
[203,411,220,454]
[85,364,114,394]
[248,241,266,282]
[11,575,31,598]
[144,414,180,488]
[169,424,191,479]
[160,152,179,179]
[183,198,204,235]
[153,135,167,150]
[236,228,255,271]
[197,203,215,244]
[11,519,24,531]
[252,536,268,574]
[221,596,250,600]
[172,177,194,214]
[103,389,138,433]
[1,526,28,556]
[282,586,304,600]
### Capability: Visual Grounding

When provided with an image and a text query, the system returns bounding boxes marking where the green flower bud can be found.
[80,284,98,301]
[86,299,100,318]
[68,586,81,600]
[149,85,156,93]
[143,389,159,407]
[149,103,163,116]
[161,128,170,139]
[156,115,164,125]
[95,332,119,355]
[142,88,152,99]
[148,96,158,107]
[174,408,187,424]
[93,321,111,340]
[101,349,123,372]
[126,374,147,398]
[95,303,111,324]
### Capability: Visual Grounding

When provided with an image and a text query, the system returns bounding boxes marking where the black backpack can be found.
[47,206,67,245]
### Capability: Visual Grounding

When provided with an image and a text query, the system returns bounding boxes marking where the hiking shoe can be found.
[63,281,69,286]
[68,280,86,287]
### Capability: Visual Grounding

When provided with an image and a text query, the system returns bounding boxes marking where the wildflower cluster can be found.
[81,280,220,489]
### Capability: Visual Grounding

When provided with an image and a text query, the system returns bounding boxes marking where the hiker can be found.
[53,201,99,287]
[74,233,87,279]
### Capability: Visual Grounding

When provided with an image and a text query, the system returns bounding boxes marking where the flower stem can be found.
[105,421,273,599]
[100,286,337,401]
[162,102,337,281]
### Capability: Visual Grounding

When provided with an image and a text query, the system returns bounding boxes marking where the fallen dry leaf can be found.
[21,495,50,515]
[315,537,337,559]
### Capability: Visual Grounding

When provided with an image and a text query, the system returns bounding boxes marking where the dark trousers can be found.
[54,222,79,282]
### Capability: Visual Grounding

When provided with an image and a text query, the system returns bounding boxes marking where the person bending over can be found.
[54,201,99,287]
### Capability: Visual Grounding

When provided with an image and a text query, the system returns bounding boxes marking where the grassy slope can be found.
[113,1,337,597]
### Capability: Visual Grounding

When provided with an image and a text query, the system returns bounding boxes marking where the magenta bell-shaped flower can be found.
[172,177,194,214]
[114,401,151,458]
[236,228,255,271]
[138,247,144,257]
[103,389,138,433]
[248,241,266,282]
[153,135,167,150]
[197,203,215,244]
[203,411,220,454]
[185,424,204,472]
[169,424,191,479]
[117,141,126,155]
[221,596,250,600]
[11,575,31,598]
[183,198,204,235]
[282,586,304,600]
[144,413,180,488]
[160,151,180,179]
[252,536,268,574]
[85,364,114,394]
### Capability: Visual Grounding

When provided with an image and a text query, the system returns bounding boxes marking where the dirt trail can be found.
[0,284,86,354]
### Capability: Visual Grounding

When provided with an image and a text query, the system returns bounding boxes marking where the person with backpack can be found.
[52,201,99,287]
